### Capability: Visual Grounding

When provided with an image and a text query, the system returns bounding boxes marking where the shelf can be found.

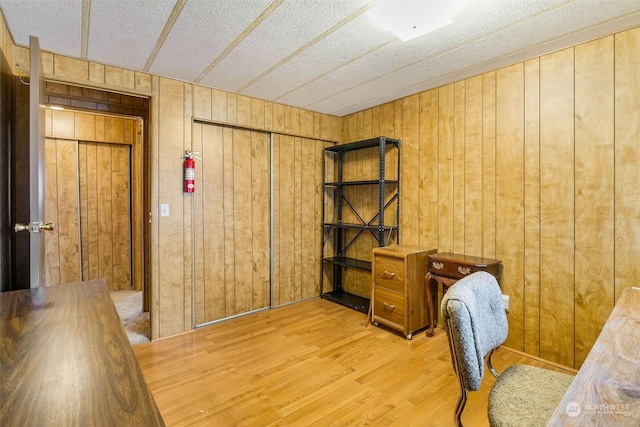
[323,222,395,231]
[321,290,370,314]
[324,179,399,187]
[320,136,400,314]
[324,137,400,153]
[323,256,371,271]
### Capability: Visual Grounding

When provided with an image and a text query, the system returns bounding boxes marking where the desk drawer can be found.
[373,256,405,292]
[428,253,501,281]
[373,286,405,326]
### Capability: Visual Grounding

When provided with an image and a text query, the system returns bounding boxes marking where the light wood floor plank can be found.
[134,298,573,426]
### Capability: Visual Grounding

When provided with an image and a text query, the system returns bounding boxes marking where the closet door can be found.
[43,139,132,290]
[43,138,81,285]
[79,142,132,291]
[272,135,327,306]
[193,123,270,325]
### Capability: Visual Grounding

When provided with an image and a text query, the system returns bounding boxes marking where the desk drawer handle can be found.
[432,262,444,270]
[382,271,396,279]
[458,266,471,275]
[383,302,396,310]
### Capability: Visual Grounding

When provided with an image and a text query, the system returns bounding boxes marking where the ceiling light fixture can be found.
[369,0,463,42]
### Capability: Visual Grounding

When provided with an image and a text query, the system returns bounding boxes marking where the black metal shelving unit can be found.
[320,136,400,313]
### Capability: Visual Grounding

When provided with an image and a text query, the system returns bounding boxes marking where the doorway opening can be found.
[11,81,151,342]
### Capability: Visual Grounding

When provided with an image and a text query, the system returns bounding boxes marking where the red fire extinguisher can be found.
[183,151,202,193]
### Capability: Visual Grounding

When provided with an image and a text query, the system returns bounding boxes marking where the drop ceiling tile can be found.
[198,0,367,92]
[242,13,393,102]
[0,0,81,56]
[88,0,175,70]
[149,0,273,82]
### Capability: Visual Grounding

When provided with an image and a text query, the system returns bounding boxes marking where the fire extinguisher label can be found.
[185,169,195,179]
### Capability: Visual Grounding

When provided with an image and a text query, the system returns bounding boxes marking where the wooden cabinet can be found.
[371,245,437,339]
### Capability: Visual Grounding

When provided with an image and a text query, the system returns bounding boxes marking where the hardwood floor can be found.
[134,298,573,426]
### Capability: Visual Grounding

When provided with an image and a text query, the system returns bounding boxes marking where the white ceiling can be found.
[2,0,640,117]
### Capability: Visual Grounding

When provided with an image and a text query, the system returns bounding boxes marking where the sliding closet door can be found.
[272,135,327,306]
[78,142,132,291]
[193,123,270,326]
[42,138,133,290]
[43,138,80,286]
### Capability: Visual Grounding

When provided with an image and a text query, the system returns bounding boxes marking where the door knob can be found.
[13,221,55,233]
[14,223,29,232]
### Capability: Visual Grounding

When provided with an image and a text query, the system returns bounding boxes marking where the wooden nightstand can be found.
[425,252,502,336]
[371,245,437,339]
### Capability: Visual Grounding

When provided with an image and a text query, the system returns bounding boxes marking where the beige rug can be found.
[110,290,150,346]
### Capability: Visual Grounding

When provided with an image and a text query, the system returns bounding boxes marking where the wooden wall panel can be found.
[418,89,438,249]
[614,27,640,303]
[495,63,525,351]
[481,72,496,259]
[401,95,420,245]
[574,36,615,367]
[523,58,541,356]
[464,76,483,255]
[452,81,466,255]
[437,85,455,253]
[539,48,575,367]
[156,77,186,337]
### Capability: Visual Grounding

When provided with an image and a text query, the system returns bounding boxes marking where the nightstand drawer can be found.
[373,286,405,326]
[373,256,405,292]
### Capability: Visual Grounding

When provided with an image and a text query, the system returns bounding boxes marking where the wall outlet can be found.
[160,204,169,217]
[502,294,510,312]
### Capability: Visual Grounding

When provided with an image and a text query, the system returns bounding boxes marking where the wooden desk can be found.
[548,287,640,426]
[425,252,502,337]
[0,279,164,426]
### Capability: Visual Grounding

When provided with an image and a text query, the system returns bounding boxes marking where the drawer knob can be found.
[383,302,396,310]
[458,266,471,275]
[382,271,396,279]
[432,262,444,270]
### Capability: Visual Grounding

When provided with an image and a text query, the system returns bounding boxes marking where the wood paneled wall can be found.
[341,30,640,369]
[150,79,340,338]
[13,42,340,338]
[14,33,340,339]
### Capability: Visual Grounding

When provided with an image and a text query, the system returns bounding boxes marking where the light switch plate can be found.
[160,204,169,217]
[502,294,510,312]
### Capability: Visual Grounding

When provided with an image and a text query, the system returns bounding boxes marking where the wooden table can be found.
[0,279,165,426]
[548,287,640,426]
[424,252,502,337]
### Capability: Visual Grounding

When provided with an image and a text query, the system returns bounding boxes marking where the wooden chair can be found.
[441,271,574,427]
